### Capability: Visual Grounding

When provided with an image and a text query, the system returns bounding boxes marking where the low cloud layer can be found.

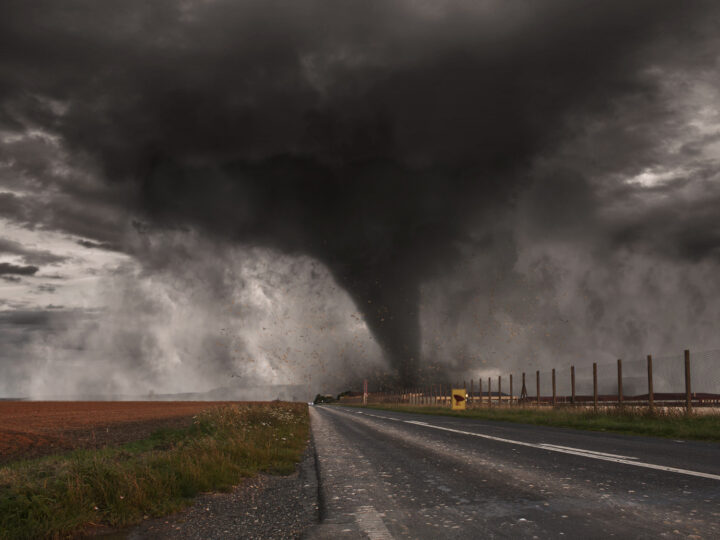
[0,262,39,276]
[1,1,720,397]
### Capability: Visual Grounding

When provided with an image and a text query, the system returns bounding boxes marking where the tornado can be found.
[2,0,713,388]
[140,157,477,384]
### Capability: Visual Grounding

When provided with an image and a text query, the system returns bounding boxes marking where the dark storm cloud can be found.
[2,0,719,382]
[34,284,57,294]
[607,187,720,262]
[0,238,68,265]
[0,193,28,222]
[0,309,53,327]
[76,239,120,251]
[0,129,134,247]
[0,187,128,248]
[0,262,39,276]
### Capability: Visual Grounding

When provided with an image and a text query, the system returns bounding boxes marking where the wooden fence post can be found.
[552,368,556,406]
[571,365,576,404]
[685,349,692,413]
[521,372,527,404]
[617,358,623,406]
[647,356,654,410]
[478,378,482,407]
[593,362,598,412]
[498,375,502,406]
[536,370,540,406]
[510,374,513,406]
[488,377,492,407]
[470,379,474,405]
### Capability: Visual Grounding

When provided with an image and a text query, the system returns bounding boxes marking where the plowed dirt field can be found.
[0,401,237,464]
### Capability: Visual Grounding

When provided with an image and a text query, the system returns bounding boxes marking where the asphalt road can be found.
[305,406,720,539]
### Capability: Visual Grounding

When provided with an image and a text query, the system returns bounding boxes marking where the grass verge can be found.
[350,404,720,442]
[0,402,309,540]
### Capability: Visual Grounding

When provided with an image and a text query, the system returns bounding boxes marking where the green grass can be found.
[351,404,720,442]
[0,402,309,540]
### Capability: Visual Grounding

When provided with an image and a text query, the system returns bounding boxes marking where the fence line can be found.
[343,349,720,411]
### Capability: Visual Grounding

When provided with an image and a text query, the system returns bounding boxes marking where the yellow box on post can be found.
[451,388,467,410]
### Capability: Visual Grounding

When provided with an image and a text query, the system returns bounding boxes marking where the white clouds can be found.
[0,218,131,310]
[627,167,687,187]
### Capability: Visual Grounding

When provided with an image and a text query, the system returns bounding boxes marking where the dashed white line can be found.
[540,443,637,460]
[354,505,394,540]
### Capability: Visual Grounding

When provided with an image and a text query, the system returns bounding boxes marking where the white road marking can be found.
[540,443,638,460]
[354,505,394,540]
[399,419,720,482]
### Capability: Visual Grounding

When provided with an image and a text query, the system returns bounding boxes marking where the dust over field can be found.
[0,401,247,464]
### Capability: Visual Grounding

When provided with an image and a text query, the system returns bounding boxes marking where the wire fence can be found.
[345,349,720,411]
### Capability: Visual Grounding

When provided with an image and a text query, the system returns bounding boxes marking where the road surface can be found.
[305,406,720,539]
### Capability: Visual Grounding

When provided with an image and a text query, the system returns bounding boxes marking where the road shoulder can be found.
[114,436,320,540]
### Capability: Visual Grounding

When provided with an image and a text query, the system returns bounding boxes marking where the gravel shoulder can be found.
[107,435,320,540]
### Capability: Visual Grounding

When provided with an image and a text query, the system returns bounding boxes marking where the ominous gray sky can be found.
[1,1,720,398]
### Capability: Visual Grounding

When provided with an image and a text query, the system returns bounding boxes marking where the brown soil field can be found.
[0,401,239,465]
